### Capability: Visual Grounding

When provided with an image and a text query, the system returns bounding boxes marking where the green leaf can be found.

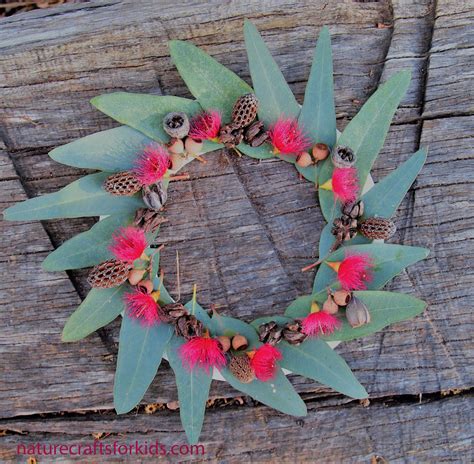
[91,93,202,143]
[244,20,299,126]
[49,126,152,172]
[62,286,127,341]
[220,366,307,417]
[361,148,427,218]
[285,291,326,318]
[299,26,336,148]
[313,243,429,293]
[238,143,274,160]
[318,71,411,222]
[324,291,427,341]
[169,40,252,121]
[3,173,144,221]
[167,335,212,444]
[114,314,173,414]
[279,339,367,399]
[42,214,134,271]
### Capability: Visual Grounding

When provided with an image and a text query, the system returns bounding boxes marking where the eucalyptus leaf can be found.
[279,339,367,399]
[285,291,326,318]
[91,93,202,143]
[114,314,173,414]
[244,20,299,125]
[220,367,307,417]
[299,26,336,148]
[250,315,293,330]
[3,173,144,221]
[49,126,152,172]
[238,143,274,160]
[169,40,252,121]
[42,214,134,271]
[361,148,427,218]
[318,71,411,222]
[324,291,427,341]
[313,243,429,293]
[62,286,127,342]
[167,335,212,444]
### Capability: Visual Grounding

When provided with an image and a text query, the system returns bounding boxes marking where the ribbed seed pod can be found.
[231,93,259,129]
[87,259,133,288]
[229,354,255,384]
[359,217,396,240]
[104,172,142,196]
[175,315,204,340]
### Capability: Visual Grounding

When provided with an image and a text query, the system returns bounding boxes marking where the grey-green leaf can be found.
[91,93,202,143]
[42,214,134,271]
[3,173,144,221]
[313,243,429,293]
[49,126,152,172]
[114,314,173,414]
[318,71,411,222]
[167,335,212,444]
[361,148,427,218]
[62,286,127,342]
[169,40,252,121]
[279,339,367,399]
[324,291,427,341]
[284,291,327,318]
[220,367,307,417]
[299,26,336,148]
[244,20,299,125]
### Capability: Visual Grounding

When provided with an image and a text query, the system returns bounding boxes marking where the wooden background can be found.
[0,0,473,462]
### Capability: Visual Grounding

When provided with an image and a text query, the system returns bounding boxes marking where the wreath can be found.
[4,22,429,444]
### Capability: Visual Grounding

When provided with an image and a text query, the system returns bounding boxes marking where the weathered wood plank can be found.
[0,395,471,462]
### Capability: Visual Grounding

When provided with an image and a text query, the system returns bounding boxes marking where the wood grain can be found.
[0,0,473,461]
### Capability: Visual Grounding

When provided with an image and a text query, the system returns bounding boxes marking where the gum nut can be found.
[137,279,154,294]
[296,151,313,168]
[312,143,330,161]
[185,137,204,155]
[217,335,231,352]
[168,138,185,154]
[128,269,147,286]
[323,297,339,314]
[333,290,352,306]
[231,334,249,351]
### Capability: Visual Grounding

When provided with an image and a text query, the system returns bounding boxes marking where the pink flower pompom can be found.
[109,226,147,262]
[179,335,227,373]
[188,110,222,141]
[333,253,373,291]
[301,311,341,336]
[268,118,311,156]
[332,167,359,204]
[249,344,282,381]
[124,288,160,326]
[134,144,171,186]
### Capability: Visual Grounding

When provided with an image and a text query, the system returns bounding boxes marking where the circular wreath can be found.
[4,22,429,444]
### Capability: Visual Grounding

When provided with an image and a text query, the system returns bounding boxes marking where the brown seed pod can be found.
[231,93,259,129]
[332,290,352,307]
[103,172,142,197]
[219,123,244,149]
[163,112,190,139]
[184,137,203,155]
[359,217,396,240]
[175,315,204,340]
[134,208,167,233]
[128,268,147,286]
[296,151,313,168]
[312,143,330,161]
[216,336,231,353]
[229,354,255,384]
[231,334,249,351]
[282,321,307,345]
[243,120,268,147]
[87,259,133,288]
[346,296,371,328]
[137,279,154,294]
[258,321,283,345]
[331,145,356,168]
[323,295,339,314]
[142,182,167,210]
[342,200,364,219]
[158,302,188,324]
